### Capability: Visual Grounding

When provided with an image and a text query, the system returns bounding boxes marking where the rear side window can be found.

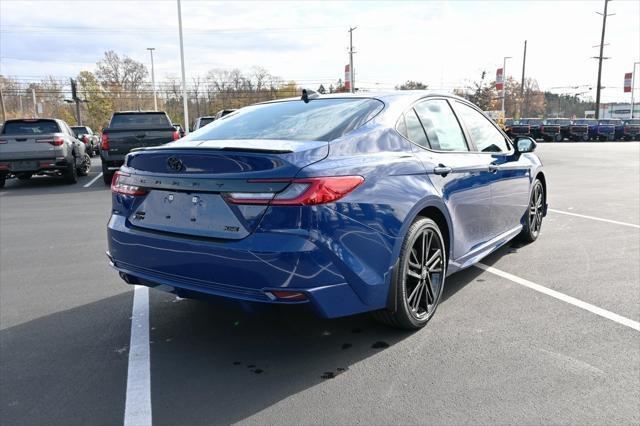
[414,99,468,152]
[455,102,511,153]
[1,120,61,135]
[71,126,90,136]
[110,113,172,129]
[189,99,383,142]
[404,110,429,148]
[199,117,214,127]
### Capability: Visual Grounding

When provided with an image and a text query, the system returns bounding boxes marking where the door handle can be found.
[488,164,498,173]
[433,164,452,176]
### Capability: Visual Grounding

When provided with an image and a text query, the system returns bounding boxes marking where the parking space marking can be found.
[476,263,640,332]
[124,285,152,426]
[83,172,104,188]
[548,208,640,229]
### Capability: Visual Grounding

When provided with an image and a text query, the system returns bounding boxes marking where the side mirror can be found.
[515,136,536,153]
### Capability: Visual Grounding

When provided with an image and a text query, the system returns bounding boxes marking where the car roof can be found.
[113,111,166,114]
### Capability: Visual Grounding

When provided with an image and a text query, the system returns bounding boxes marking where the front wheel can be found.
[373,217,446,330]
[518,179,545,243]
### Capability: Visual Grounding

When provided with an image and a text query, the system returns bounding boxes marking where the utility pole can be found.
[177,0,190,133]
[147,47,158,111]
[502,56,512,115]
[520,40,527,117]
[595,0,611,119]
[18,91,23,116]
[70,78,82,125]
[32,88,37,118]
[0,86,6,122]
[348,26,357,93]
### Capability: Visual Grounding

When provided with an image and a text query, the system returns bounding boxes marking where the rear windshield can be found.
[1,119,60,135]
[109,113,171,129]
[71,126,90,136]
[188,98,384,142]
[198,117,214,127]
[599,120,619,125]
[545,119,570,125]
[573,119,596,125]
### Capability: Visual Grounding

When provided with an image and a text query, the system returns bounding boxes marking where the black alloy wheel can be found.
[374,217,446,329]
[519,179,544,243]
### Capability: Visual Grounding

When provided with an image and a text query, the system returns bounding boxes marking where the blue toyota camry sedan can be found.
[107,92,546,329]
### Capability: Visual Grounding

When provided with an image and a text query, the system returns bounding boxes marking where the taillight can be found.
[111,171,149,196]
[82,135,89,144]
[101,133,109,150]
[172,131,180,141]
[0,139,6,144]
[36,136,64,146]
[226,176,364,206]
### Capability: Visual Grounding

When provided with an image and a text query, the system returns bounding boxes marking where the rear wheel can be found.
[64,157,78,184]
[518,179,544,243]
[77,154,91,176]
[373,217,446,330]
[16,173,32,180]
[0,175,5,188]
[102,162,113,185]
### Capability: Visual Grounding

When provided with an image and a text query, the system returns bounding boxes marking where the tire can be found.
[0,175,5,188]
[16,173,32,180]
[102,162,114,185]
[64,157,78,184]
[554,133,562,142]
[582,134,589,142]
[373,217,446,330]
[77,154,91,177]
[518,179,544,243]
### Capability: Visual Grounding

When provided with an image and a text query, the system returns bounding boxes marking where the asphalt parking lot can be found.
[1,142,638,425]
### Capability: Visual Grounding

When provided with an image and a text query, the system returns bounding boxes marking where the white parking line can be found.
[548,208,640,229]
[83,172,104,188]
[124,285,152,426]
[476,263,640,332]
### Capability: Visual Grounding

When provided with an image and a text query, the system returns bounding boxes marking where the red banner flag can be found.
[624,72,632,93]
[344,64,351,91]
[496,68,504,91]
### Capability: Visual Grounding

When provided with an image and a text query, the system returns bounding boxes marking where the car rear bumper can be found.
[106,214,381,318]
[0,157,71,174]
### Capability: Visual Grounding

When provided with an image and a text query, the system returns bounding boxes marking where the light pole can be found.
[348,26,357,93]
[177,0,189,133]
[147,48,158,111]
[501,56,512,115]
[631,61,639,119]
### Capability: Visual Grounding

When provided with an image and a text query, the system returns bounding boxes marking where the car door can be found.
[400,98,496,260]
[452,101,531,237]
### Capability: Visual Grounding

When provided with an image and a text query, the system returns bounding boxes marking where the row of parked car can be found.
[0,109,235,188]
[504,117,640,142]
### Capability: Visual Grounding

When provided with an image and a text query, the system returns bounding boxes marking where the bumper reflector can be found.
[269,290,308,301]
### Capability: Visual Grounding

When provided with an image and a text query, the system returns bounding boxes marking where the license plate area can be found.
[129,191,249,239]
[12,161,38,171]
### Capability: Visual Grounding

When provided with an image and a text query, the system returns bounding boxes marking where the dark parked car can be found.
[214,109,237,120]
[518,118,545,140]
[539,120,562,142]
[0,118,91,187]
[172,124,185,138]
[622,119,640,140]
[71,125,100,156]
[100,111,180,184]
[572,118,598,140]
[107,92,546,330]
[597,119,618,141]
[508,119,532,138]
[545,118,589,141]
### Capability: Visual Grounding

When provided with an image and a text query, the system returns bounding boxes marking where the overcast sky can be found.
[1,0,638,102]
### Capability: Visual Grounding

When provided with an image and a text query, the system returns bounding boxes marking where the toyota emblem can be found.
[167,156,184,172]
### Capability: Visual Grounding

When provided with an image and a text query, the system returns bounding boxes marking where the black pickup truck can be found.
[100,111,179,184]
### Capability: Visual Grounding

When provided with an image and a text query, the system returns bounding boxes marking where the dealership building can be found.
[596,103,640,119]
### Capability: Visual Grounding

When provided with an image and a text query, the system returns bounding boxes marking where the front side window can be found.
[455,102,511,153]
[189,99,383,142]
[414,99,468,152]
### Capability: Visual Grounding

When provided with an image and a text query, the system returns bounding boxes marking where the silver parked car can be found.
[0,118,91,187]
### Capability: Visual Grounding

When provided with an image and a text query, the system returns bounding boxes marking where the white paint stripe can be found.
[476,263,640,332]
[124,285,152,426]
[548,208,640,229]
[83,172,104,188]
